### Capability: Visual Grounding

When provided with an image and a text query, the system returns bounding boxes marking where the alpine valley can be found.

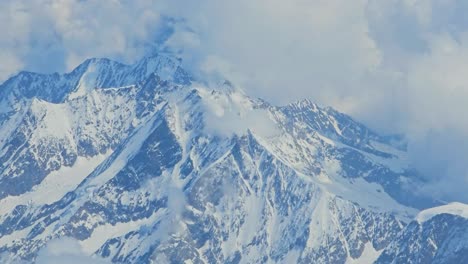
[0,53,467,264]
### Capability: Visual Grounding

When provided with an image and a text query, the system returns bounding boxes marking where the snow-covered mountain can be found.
[0,53,464,263]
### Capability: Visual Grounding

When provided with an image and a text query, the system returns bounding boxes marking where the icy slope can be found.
[0,54,441,263]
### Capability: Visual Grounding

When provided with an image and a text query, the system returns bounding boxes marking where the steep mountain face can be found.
[376,203,468,264]
[0,53,459,264]
[0,54,189,199]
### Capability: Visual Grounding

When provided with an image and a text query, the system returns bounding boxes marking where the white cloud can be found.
[36,237,109,264]
[162,0,382,105]
[404,33,468,201]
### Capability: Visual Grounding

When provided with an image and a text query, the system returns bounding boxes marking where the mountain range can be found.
[0,53,466,263]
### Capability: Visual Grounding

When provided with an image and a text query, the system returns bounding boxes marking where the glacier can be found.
[0,53,465,263]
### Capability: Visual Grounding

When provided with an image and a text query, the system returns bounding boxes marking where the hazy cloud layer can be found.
[2,0,468,202]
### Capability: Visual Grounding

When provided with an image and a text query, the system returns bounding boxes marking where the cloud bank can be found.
[2,0,468,202]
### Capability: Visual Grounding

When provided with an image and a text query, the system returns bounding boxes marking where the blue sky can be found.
[2,0,468,202]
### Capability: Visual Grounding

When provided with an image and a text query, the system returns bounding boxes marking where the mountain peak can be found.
[0,53,192,105]
[287,98,319,111]
[71,57,128,75]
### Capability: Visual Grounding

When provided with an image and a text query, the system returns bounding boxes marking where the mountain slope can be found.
[0,54,450,263]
